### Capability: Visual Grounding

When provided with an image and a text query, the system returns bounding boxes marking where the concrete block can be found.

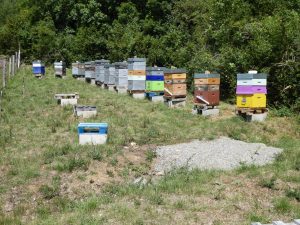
[165,99,186,108]
[77,78,85,82]
[108,85,115,91]
[76,110,97,118]
[117,88,128,94]
[79,134,107,145]
[200,108,220,116]
[246,112,268,122]
[60,98,78,106]
[151,96,164,103]
[90,79,96,85]
[132,93,145,99]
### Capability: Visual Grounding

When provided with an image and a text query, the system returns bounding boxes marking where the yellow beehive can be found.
[236,94,266,108]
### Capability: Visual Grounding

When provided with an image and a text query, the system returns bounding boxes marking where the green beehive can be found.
[146,81,164,92]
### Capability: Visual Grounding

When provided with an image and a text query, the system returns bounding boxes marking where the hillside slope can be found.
[0,67,299,224]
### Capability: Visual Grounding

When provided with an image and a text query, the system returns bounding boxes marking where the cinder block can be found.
[77,78,85,82]
[60,98,78,106]
[132,93,145,99]
[79,134,107,145]
[117,88,128,94]
[108,86,115,91]
[151,96,164,103]
[247,112,268,122]
[200,108,220,116]
[90,79,96,85]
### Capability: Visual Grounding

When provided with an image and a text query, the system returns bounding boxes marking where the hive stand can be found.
[74,106,97,119]
[34,74,44,79]
[90,79,96,85]
[128,90,145,99]
[236,107,268,122]
[146,92,164,102]
[104,84,115,92]
[76,77,85,82]
[116,86,128,94]
[164,96,186,108]
[54,93,79,106]
[192,104,220,116]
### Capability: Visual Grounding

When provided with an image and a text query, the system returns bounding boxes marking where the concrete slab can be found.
[79,134,107,145]
[60,98,78,106]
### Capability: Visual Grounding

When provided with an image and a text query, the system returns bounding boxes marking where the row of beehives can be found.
[32,59,268,120]
[71,58,189,107]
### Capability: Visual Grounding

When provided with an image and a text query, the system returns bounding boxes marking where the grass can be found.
[0,66,299,224]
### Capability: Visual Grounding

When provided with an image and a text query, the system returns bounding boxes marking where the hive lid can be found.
[114,62,128,68]
[146,67,166,71]
[164,68,187,74]
[128,58,146,62]
[78,123,108,128]
[237,73,267,79]
[95,59,110,64]
[194,73,220,79]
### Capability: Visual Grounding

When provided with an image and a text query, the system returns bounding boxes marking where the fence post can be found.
[12,55,15,76]
[18,47,21,69]
[8,57,11,79]
[2,60,6,88]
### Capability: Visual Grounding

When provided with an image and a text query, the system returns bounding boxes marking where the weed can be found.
[274,197,292,213]
[148,193,164,205]
[286,189,300,202]
[110,158,118,166]
[145,149,156,162]
[39,185,59,200]
[89,148,103,161]
[173,200,185,209]
[106,170,114,177]
[259,177,276,189]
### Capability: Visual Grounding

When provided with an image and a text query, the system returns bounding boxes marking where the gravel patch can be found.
[154,137,283,173]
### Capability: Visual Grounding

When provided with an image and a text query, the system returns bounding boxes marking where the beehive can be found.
[72,62,85,77]
[164,69,187,97]
[194,73,220,106]
[95,59,110,84]
[104,64,116,85]
[84,61,95,80]
[236,72,267,108]
[32,60,45,76]
[146,67,165,92]
[127,58,146,91]
[78,123,108,145]
[54,61,66,77]
[115,62,128,89]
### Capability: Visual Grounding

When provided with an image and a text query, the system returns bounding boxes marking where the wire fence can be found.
[0,50,21,111]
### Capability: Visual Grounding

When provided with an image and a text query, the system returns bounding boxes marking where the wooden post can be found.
[2,60,6,88]
[15,52,17,72]
[12,55,15,76]
[18,44,21,69]
[8,57,11,78]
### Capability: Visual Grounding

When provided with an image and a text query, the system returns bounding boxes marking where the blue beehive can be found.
[32,60,45,75]
[78,123,108,135]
